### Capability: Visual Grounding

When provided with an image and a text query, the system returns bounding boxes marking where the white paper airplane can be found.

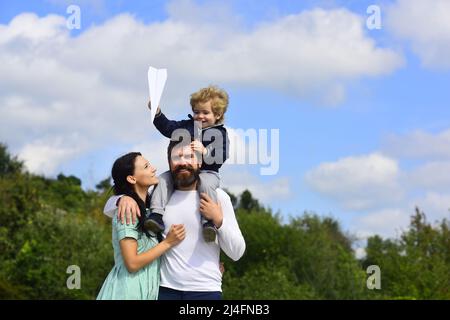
[147,66,167,124]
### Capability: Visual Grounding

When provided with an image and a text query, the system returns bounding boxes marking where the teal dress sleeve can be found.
[114,216,139,241]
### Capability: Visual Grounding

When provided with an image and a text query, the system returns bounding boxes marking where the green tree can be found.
[1,144,449,300]
[96,177,112,193]
[0,143,24,176]
[363,207,450,299]
[222,204,366,299]
[238,190,260,211]
[0,144,113,299]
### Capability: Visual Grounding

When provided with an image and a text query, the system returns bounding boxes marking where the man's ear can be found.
[126,175,136,185]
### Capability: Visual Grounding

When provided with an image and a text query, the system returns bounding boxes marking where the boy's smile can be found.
[192,99,221,128]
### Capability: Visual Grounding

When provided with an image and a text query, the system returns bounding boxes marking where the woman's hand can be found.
[199,193,223,228]
[120,224,185,273]
[117,196,141,225]
[164,224,186,248]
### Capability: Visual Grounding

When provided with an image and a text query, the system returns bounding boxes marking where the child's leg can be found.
[150,170,174,215]
[198,171,220,225]
[146,170,174,233]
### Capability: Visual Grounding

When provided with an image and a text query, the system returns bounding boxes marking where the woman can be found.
[97,152,185,300]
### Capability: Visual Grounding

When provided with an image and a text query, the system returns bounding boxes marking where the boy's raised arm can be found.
[153,110,191,139]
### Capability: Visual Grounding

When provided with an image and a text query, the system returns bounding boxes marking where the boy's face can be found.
[192,99,221,128]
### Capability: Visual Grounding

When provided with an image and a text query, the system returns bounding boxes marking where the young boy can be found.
[146,85,230,242]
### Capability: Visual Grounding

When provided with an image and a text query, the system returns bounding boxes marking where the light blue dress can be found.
[97,210,160,300]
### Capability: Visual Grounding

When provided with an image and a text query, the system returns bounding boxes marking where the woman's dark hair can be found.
[111,152,153,237]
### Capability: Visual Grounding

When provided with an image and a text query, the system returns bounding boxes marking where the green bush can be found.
[0,144,448,299]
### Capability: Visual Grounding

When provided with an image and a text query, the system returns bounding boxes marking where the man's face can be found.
[169,144,201,188]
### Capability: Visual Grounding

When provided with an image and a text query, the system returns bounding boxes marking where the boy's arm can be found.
[153,110,191,139]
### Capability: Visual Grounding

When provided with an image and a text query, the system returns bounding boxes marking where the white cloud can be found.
[383,129,450,160]
[407,161,450,192]
[0,12,67,45]
[386,0,450,69]
[226,127,259,165]
[19,135,89,174]
[220,124,291,202]
[410,192,450,223]
[1,2,401,176]
[349,192,449,241]
[303,127,450,238]
[353,207,410,239]
[307,127,450,238]
[382,128,450,194]
[220,166,291,204]
[305,153,404,211]
[130,138,171,175]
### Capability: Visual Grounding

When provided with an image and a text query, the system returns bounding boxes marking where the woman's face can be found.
[132,155,158,188]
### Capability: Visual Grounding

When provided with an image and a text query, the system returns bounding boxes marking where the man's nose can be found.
[178,156,188,165]
[171,154,185,165]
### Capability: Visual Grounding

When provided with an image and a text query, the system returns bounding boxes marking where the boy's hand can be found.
[191,140,207,155]
[147,100,161,115]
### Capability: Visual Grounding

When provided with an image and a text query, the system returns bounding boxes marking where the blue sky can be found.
[1,0,450,252]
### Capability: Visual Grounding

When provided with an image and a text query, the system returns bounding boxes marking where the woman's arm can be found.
[120,224,185,273]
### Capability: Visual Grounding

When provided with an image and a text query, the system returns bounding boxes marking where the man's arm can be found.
[216,189,246,261]
[103,195,121,218]
[103,195,141,224]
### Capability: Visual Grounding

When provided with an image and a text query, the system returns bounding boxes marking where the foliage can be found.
[0,144,448,299]
[363,208,450,299]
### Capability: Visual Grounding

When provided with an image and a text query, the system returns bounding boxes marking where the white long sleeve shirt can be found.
[103,188,246,292]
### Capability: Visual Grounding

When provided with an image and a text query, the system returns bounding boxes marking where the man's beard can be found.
[171,164,200,188]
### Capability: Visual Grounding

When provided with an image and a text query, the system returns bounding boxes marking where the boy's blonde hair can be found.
[190,85,229,124]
